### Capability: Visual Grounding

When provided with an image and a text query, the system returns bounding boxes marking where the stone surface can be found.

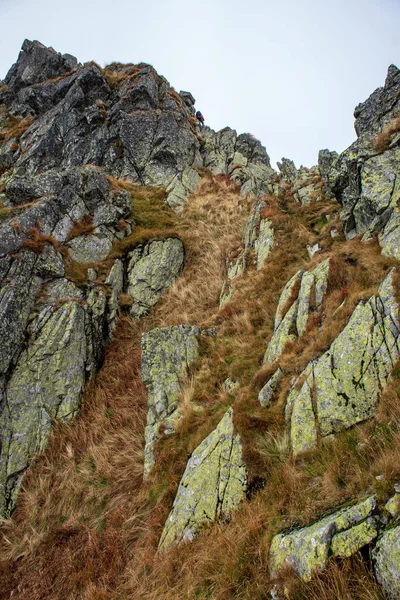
[264,260,330,365]
[127,238,184,318]
[288,269,400,454]
[325,65,400,253]
[258,368,283,408]
[270,496,376,580]
[0,301,87,515]
[255,218,274,271]
[141,325,202,476]
[374,526,400,600]
[159,408,247,549]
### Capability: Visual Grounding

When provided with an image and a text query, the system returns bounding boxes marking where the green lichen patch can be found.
[158,408,247,549]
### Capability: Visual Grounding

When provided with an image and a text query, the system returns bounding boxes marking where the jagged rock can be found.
[104,259,124,336]
[270,496,377,581]
[254,218,274,270]
[385,493,400,518]
[318,149,338,179]
[287,269,400,454]
[264,300,298,365]
[141,326,203,476]
[374,526,400,600]
[67,226,114,263]
[0,250,42,373]
[201,127,275,195]
[264,260,330,364]
[325,65,400,252]
[277,158,297,183]
[4,40,78,93]
[258,368,283,407]
[159,408,247,549]
[127,238,184,318]
[0,301,87,516]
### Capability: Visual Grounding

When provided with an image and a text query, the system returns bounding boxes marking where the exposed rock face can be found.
[4,39,78,93]
[127,238,184,318]
[270,496,377,581]
[141,326,214,476]
[263,259,330,365]
[0,301,86,512]
[0,39,277,517]
[287,269,400,455]
[374,526,400,599]
[258,368,283,408]
[159,408,247,549]
[324,65,400,257]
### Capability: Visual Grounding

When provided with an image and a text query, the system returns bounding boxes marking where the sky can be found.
[0,0,399,169]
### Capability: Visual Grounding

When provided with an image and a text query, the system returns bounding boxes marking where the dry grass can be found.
[22,224,59,254]
[373,114,400,152]
[153,173,250,326]
[0,114,34,142]
[65,216,95,242]
[0,175,399,599]
[102,65,140,89]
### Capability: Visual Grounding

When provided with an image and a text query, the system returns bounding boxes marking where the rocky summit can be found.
[0,40,399,600]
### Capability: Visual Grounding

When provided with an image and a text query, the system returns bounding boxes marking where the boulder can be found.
[159,408,247,549]
[127,238,184,318]
[141,325,203,476]
[0,301,87,516]
[287,269,400,454]
[270,496,377,581]
[374,526,400,600]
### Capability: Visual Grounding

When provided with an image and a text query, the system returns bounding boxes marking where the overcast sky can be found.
[0,0,399,168]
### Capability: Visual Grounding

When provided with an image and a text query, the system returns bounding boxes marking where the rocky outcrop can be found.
[159,408,247,549]
[263,258,330,365]
[323,65,400,258]
[220,200,274,307]
[270,496,377,580]
[374,526,400,599]
[287,269,400,455]
[127,238,184,318]
[141,326,215,476]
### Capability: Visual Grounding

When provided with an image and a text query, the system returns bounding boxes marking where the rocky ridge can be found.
[0,41,399,600]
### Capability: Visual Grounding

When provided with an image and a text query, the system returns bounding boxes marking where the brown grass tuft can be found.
[373,114,400,152]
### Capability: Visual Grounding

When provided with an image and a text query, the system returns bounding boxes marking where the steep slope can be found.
[0,40,399,600]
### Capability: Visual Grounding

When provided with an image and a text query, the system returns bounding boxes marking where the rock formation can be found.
[0,40,399,600]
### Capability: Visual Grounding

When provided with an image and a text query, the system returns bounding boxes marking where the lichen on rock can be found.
[0,301,87,516]
[270,496,376,581]
[288,269,400,454]
[159,408,247,549]
[141,325,204,477]
[374,526,400,600]
[127,238,184,318]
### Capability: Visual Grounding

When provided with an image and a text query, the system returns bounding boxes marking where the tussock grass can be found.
[373,114,400,152]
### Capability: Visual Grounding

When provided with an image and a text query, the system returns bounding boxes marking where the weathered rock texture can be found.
[0,40,276,515]
[1,39,400,600]
[127,238,184,318]
[323,65,400,258]
[286,269,400,455]
[263,258,330,365]
[270,496,378,580]
[159,408,247,549]
[141,326,215,476]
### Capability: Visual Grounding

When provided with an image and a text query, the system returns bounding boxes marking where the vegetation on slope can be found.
[0,174,399,599]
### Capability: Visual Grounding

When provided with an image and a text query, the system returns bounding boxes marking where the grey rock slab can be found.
[127,238,184,318]
[159,408,247,549]
[141,325,203,477]
[0,301,87,516]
